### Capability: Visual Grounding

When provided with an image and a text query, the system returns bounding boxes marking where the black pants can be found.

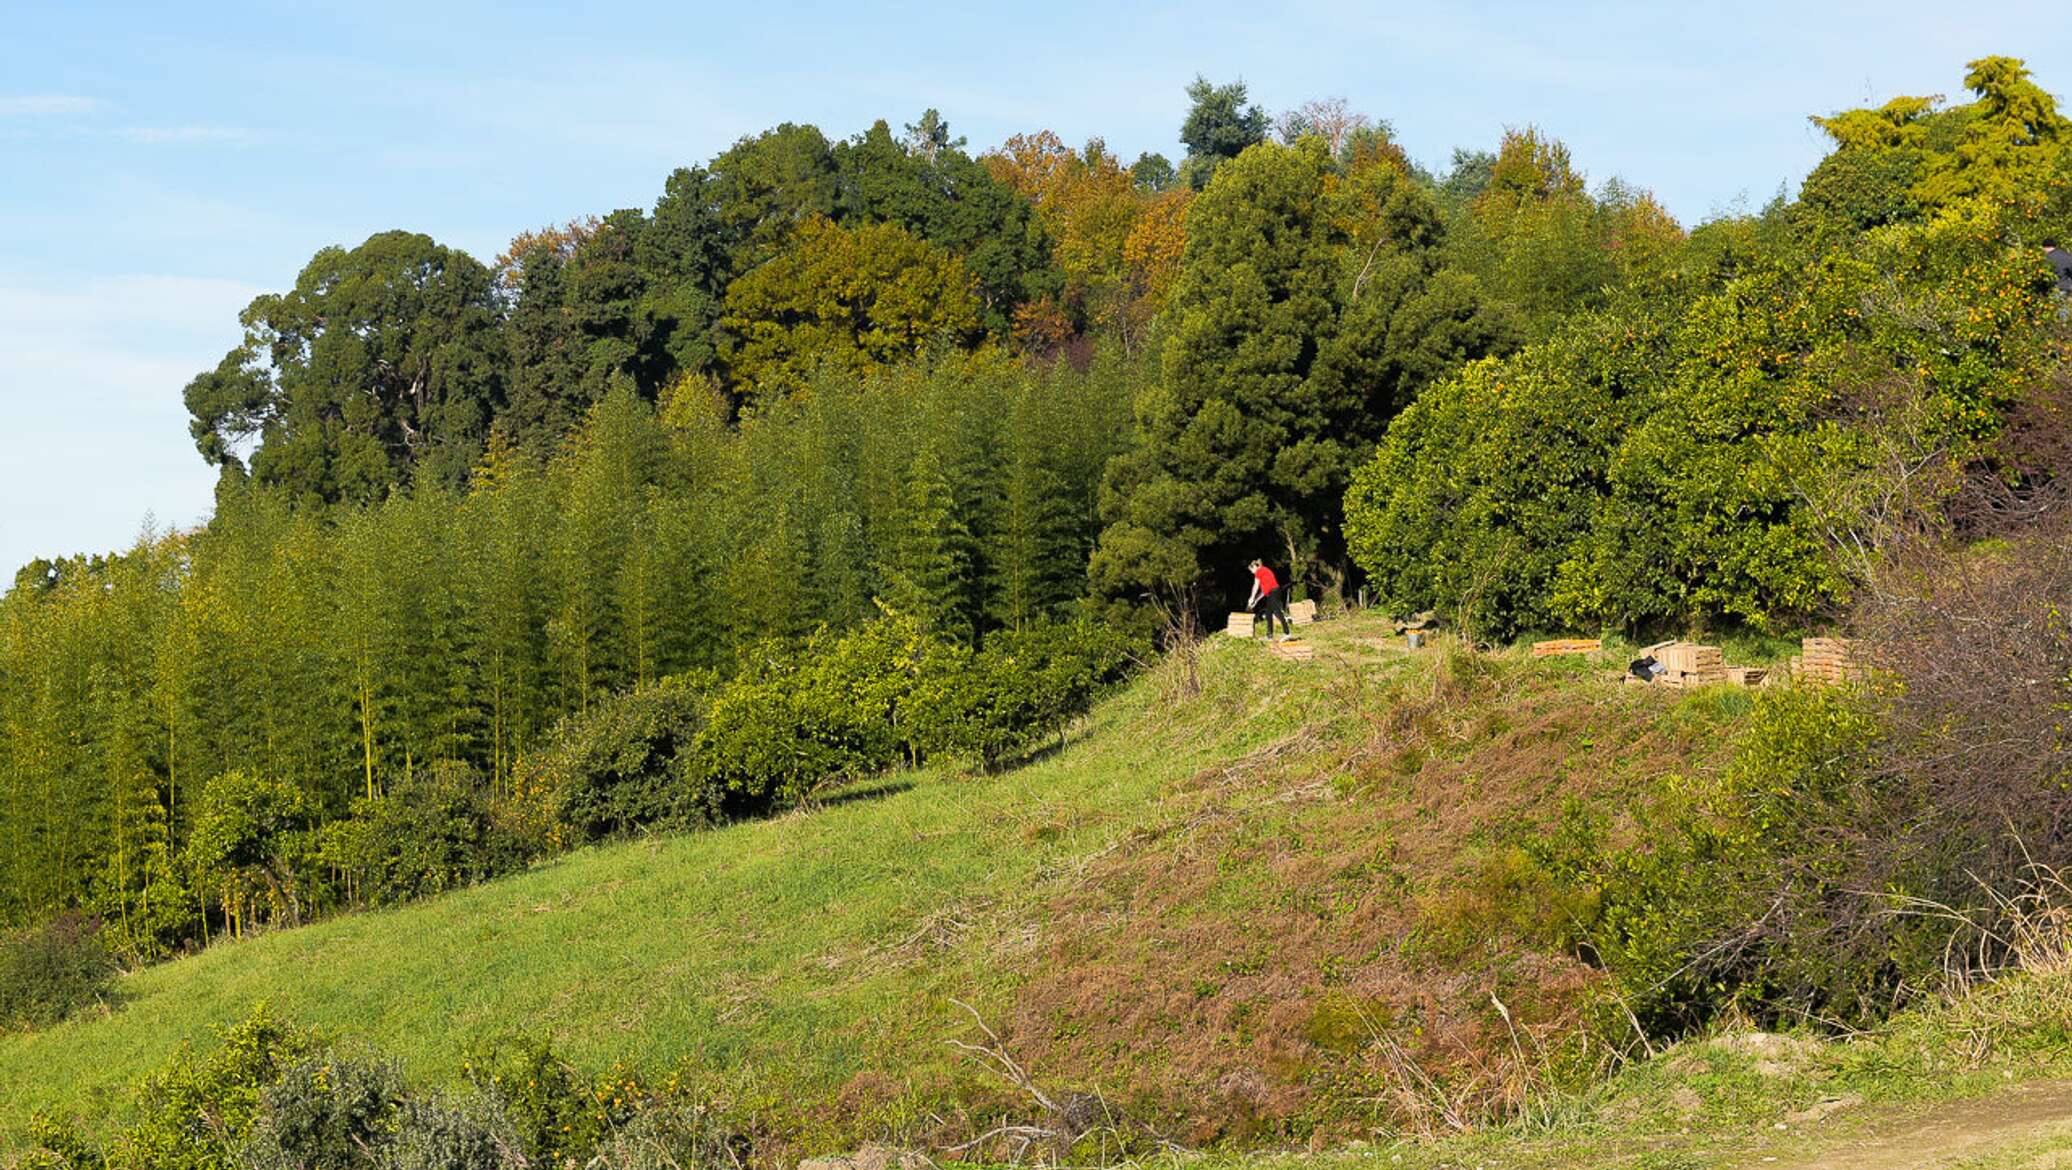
[1252,586,1290,636]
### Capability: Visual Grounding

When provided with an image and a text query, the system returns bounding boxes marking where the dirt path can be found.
[1754,1080,2072,1169]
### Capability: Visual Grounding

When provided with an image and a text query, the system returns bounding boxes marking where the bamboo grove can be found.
[0,355,1132,945]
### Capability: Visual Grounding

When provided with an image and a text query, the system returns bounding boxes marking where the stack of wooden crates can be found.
[1791,637,1860,684]
[1643,641,1727,689]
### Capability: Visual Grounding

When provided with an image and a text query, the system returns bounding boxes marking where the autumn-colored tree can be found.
[985,131,1148,337]
[1118,190,1193,351]
[494,216,602,286]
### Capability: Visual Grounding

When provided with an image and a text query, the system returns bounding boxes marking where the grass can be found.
[13,612,2068,1167]
[0,618,1340,1140]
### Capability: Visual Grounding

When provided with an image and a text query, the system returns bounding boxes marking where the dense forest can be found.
[3,59,2069,973]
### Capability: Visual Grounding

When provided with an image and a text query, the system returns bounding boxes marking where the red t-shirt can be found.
[1252,565,1279,595]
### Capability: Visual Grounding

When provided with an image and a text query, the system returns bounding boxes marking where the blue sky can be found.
[2,0,2067,576]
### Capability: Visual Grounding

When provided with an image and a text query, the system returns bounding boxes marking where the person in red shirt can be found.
[1247,559,1292,640]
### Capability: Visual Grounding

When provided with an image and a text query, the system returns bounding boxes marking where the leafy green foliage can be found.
[36,1004,723,1170]
[1346,199,2062,638]
[913,619,1140,767]
[187,772,314,933]
[110,1005,314,1170]
[721,217,979,407]
[538,675,715,842]
[1808,55,2069,220]
[240,1052,407,1170]
[1177,75,1269,190]
[1093,139,1515,607]
[184,231,505,505]
[321,762,537,907]
[1529,688,1901,1035]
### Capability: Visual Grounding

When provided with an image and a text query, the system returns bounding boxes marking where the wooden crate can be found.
[1225,612,1255,638]
[1532,638,1602,658]
[1287,598,1318,625]
[1654,642,1725,675]
[1726,666,1770,688]
[1268,639,1314,661]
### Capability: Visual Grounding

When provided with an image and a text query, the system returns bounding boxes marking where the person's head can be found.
[1247,558,1262,571]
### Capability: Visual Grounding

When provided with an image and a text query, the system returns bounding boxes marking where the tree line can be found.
[4,59,2067,959]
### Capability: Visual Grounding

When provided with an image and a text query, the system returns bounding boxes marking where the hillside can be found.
[1,614,1758,1149]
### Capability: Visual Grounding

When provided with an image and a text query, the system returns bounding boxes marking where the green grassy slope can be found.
[0,615,1761,1149]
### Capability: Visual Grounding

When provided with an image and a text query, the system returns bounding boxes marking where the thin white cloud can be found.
[106,124,261,144]
[0,94,106,116]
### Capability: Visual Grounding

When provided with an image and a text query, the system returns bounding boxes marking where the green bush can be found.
[1345,204,2060,638]
[9,1116,105,1170]
[538,674,715,842]
[689,618,982,805]
[0,913,119,1033]
[18,1011,728,1170]
[321,762,537,907]
[1798,146,1925,231]
[111,1004,315,1170]
[236,1048,527,1170]
[382,1095,525,1170]
[1530,687,1913,1036]
[89,854,202,967]
[540,617,1140,842]
[238,1053,405,1170]
[916,619,1140,766]
[463,1034,722,1169]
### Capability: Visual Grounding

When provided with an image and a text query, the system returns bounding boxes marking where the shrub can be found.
[90,851,202,967]
[383,1095,525,1170]
[9,1116,105,1170]
[463,1035,713,1169]
[587,1103,747,1170]
[689,620,958,806]
[322,762,537,907]
[538,674,715,842]
[1530,687,1895,1035]
[235,1048,529,1170]
[237,1053,405,1170]
[1345,208,2060,638]
[111,1004,315,1170]
[915,619,1141,766]
[0,912,119,1033]
[19,1011,734,1170]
